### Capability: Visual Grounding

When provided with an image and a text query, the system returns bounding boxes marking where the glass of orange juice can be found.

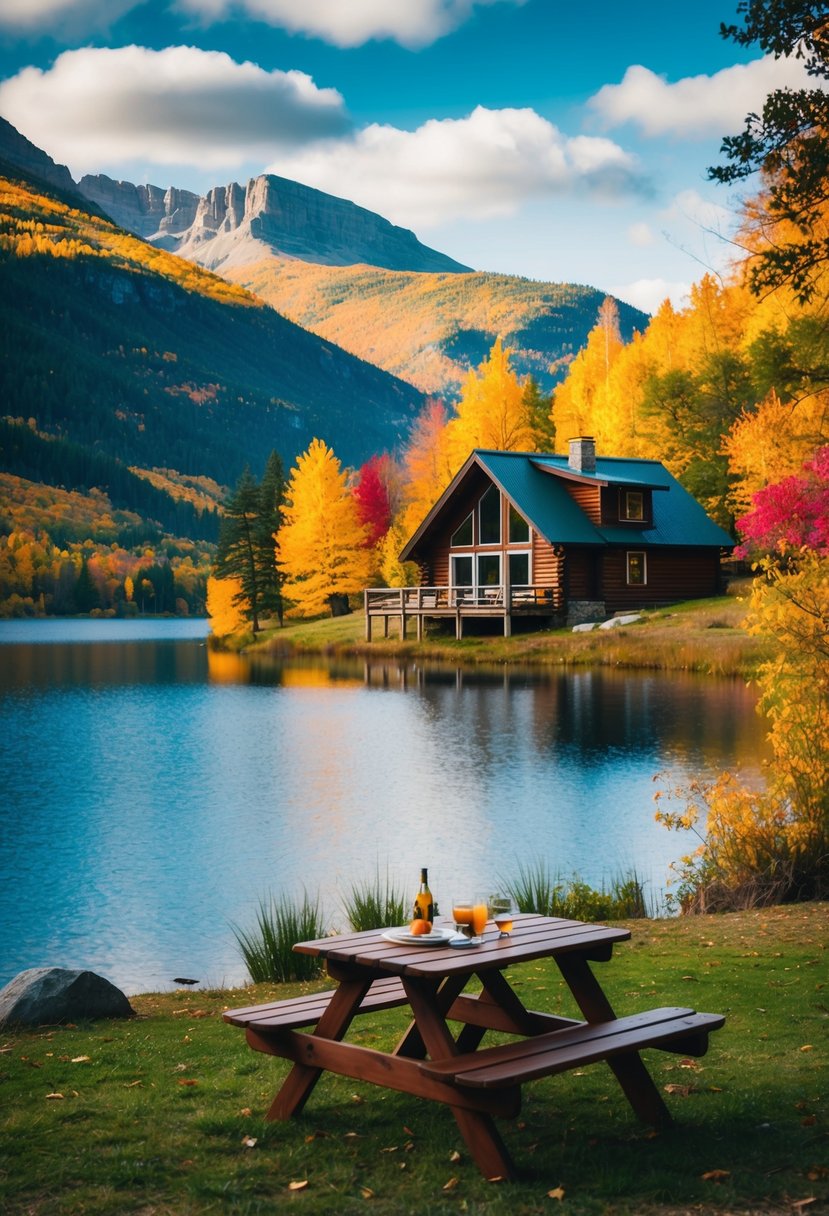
[452,896,488,945]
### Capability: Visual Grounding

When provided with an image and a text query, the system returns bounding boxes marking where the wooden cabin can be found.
[364,438,734,640]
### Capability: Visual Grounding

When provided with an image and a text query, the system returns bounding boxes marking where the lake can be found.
[0,618,768,995]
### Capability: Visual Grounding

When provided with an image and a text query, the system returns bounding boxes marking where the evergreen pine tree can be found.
[523,376,556,452]
[216,467,264,632]
[256,450,286,626]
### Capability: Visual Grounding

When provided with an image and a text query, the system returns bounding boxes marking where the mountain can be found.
[78,171,471,274]
[0,122,424,488]
[77,171,648,398]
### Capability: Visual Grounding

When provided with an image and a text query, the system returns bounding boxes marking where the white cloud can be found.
[0,0,140,34]
[268,106,649,229]
[610,278,692,315]
[628,221,655,248]
[590,55,816,139]
[0,46,351,176]
[175,0,526,49]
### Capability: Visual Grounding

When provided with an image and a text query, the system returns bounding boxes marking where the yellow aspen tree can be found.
[552,299,625,451]
[276,438,372,616]
[206,574,246,637]
[445,338,535,468]
[725,389,829,517]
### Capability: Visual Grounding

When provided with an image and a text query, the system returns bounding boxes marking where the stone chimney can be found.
[568,436,596,473]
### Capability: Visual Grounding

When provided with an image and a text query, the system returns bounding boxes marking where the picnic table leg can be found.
[264,977,371,1121]
[402,977,516,1181]
[394,973,468,1059]
[555,952,672,1127]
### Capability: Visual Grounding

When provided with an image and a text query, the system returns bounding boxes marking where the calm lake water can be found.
[0,618,768,995]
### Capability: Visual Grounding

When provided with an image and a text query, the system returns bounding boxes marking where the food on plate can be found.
[409,919,432,936]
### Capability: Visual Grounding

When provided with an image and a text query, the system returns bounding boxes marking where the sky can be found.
[0,0,810,314]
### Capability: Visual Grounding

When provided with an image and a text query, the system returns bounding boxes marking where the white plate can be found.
[381,926,456,946]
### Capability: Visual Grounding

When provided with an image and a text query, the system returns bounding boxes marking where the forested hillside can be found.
[223,258,647,398]
[0,155,424,616]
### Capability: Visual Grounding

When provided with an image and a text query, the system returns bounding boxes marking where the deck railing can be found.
[364,585,560,613]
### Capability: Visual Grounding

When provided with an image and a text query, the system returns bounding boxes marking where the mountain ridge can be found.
[78,170,472,275]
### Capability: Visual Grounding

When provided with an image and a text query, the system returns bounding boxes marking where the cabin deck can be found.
[364,585,561,640]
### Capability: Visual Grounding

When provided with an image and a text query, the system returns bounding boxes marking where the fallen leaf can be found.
[351,1093,364,1104]
[701,1169,730,1182]
[239,1107,252,1117]
[287,1180,308,1192]
[800,1044,814,1052]
[547,1185,566,1200]
[344,1131,360,1139]
[241,1136,257,1148]
[360,1186,375,1198]
[124,1080,142,1088]
[679,1058,700,1070]
[177,1078,199,1087]
[487,1175,503,1183]
[71,1055,91,1064]
[442,1177,459,1191]
[664,1083,694,1096]
[45,1092,64,1100]
[450,1150,462,1163]
[402,1125,415,1135]
[380,1146,398,1154]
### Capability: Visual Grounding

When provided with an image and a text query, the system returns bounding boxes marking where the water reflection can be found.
[0,624,769,995]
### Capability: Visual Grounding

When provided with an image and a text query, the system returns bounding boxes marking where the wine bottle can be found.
[413,867,434,922]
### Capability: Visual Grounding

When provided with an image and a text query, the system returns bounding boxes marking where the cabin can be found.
[364,437,734,640]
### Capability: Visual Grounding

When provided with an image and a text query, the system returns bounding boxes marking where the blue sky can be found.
[0,0,809,313]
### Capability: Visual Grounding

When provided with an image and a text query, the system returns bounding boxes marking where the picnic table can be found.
[223,913,724,1179]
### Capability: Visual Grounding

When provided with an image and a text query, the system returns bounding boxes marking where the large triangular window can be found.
[450,513,473,547]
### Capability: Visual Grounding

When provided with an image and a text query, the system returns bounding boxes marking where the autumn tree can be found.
[657,448,829,909]
[400,398,455,537]
[553,298,625,450]
[445,338,535,467]
[276,438,372,617]
[206,574,246,638]
[353,455,392,548]
[709,0,829,301]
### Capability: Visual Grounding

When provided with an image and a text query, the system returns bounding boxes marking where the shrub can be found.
[503,860,653,920]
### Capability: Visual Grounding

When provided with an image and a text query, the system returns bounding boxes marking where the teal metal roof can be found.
[476,451,734,549]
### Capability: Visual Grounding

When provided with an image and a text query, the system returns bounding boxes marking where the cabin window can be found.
[479,484,501,544]
[508,503,530,543]
[477,554,501,587]
[626,551,647,585]
[509,552,530,586]
[451,512,473,547]
[451,554,473,589]
[622,490,645,521]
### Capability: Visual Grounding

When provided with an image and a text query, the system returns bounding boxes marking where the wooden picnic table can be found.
[223,914,724,1179]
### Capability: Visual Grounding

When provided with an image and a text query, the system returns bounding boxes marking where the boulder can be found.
[0,967,135,1028]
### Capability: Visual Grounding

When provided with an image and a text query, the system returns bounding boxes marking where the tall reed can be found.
[503,860,654,920]
[232,891,325,983]
[342,869,406,931]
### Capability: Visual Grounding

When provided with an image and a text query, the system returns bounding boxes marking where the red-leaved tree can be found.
[353,455,392,548]
[737,447,829,557]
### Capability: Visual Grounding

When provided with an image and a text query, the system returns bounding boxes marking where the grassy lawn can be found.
[243,584,767,679]
[2,904,826,1215]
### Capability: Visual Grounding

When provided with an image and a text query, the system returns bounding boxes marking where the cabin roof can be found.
[401,449,734,559]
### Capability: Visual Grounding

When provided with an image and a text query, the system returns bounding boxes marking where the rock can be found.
[0,116,76,195]
[598,613,642,630]
[572,622,597,632]
[0,968,135,1028]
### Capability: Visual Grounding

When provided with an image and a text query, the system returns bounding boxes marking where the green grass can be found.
[1,904,826,1216]
[242,585,766,679]
[231,892,326,983]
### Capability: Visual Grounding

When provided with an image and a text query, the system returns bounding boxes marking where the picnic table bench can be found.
[224,914,724,1179]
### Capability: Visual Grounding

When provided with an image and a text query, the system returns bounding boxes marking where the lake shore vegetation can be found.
[1,902,826,1216]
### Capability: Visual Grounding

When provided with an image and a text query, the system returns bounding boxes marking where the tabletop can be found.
[293,913,631,976]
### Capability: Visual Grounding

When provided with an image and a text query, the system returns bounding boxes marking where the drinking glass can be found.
[489,894,514,937]
[452,897,489,945]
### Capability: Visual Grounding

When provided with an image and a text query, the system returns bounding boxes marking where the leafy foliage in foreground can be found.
[504,860,654,920]
[0,904,825,1216]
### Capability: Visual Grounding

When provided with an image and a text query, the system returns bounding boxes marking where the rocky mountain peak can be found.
[77,170,471,275]
[0,116,76,195]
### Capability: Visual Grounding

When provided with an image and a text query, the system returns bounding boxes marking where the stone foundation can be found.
[566,600,606,627]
